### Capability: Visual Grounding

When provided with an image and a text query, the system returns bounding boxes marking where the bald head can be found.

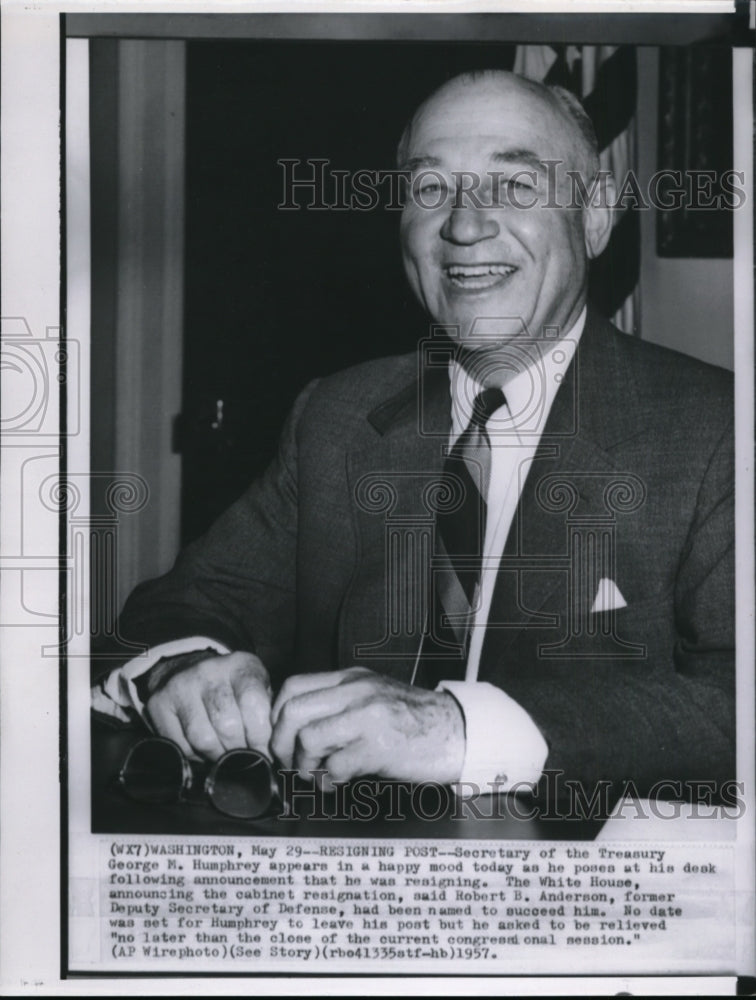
[397,66,616,351]
[397,69,599,180]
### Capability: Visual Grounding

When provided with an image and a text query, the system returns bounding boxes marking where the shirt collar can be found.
[449,307,587,441]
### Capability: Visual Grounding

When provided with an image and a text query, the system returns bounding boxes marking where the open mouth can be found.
[444,263,518,290]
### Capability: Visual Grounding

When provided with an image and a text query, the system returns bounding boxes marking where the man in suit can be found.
[95,70,734,802]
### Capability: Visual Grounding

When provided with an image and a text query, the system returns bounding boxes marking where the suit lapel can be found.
[480,310,631,670]
[340,364,450,680]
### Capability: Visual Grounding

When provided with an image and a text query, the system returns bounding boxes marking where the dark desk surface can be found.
[91,714,605,840]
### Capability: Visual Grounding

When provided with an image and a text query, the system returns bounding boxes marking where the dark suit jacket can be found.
[110,308,735,797]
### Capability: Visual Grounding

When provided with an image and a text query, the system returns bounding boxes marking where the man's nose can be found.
[440,203,500,244]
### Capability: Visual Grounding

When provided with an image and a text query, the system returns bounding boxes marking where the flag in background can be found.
[513,45,640,334]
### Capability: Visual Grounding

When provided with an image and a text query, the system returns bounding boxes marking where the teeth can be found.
[445,263,516,288]
[446,264,516,278]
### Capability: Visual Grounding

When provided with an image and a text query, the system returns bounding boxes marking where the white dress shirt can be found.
[94,308,586,794]
[437,309,585,794]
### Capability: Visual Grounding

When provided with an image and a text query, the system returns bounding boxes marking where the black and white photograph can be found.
[1,1,754,992]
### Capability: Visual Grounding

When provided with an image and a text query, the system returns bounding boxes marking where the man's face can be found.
[400,76,595,351]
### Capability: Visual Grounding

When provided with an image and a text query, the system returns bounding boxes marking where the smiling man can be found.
[398,73,605,351]
[94,71,735,807]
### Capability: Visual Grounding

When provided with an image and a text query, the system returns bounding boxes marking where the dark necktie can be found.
[414,386,507,686]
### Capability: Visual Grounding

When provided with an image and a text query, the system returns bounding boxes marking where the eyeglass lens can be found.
[119,739,279,819]
[206,749,278,819]
[119,738,188,805]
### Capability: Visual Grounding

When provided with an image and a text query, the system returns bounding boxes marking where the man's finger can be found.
[203,682,247,753]
[271,678,374,768]
[321,742,378,790]
[233,672,273,756]
[293,712,358,780]
[179,701,228,762]
[291,705,385,783]
[146,696,195,761]
[271,667,370,726]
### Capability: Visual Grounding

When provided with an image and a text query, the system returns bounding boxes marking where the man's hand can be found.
[270,667,465,787]
[146,651,272,762]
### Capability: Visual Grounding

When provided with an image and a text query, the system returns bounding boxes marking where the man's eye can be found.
[491,175,538,206]
[503,177,533,192]
[419,180,447,195]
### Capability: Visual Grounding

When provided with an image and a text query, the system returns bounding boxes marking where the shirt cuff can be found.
[92,636,231,721]
[438,680,549,797]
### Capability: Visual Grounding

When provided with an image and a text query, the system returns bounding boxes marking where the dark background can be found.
[181,41,530,541]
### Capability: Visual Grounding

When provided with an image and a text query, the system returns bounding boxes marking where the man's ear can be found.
[582,173,616,260]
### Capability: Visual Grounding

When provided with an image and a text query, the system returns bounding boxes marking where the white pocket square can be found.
[590,577,627,614]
